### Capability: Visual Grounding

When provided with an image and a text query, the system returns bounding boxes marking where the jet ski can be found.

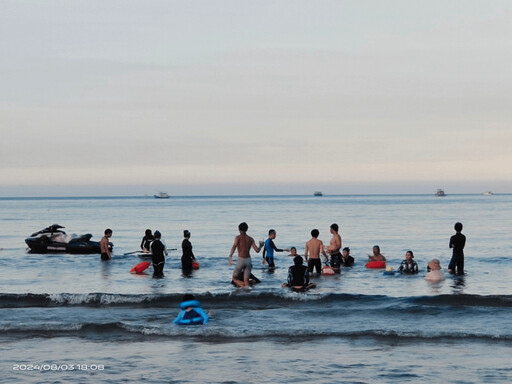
[25,224,113,254]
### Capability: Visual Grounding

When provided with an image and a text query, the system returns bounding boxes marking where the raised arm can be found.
[251,237,262,253]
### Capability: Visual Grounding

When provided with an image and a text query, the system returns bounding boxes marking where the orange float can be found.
[365,261,386,269]
[130,261,150,274]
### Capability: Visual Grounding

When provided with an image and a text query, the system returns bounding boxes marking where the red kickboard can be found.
[192,261,200,270]
[131,261,150,274]
[366,261,386,269]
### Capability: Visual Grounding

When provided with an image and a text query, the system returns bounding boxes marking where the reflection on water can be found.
[450,275,466,293]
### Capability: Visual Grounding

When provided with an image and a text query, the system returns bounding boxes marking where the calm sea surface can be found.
[1,194,511,383]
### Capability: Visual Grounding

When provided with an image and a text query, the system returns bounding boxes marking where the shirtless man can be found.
[326,223,342,273]
[368,245,386,261]
[100,228,113,261]
[228,222,263,287]
[304,229,328,274]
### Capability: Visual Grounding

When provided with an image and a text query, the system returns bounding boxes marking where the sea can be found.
[1,194,511,384]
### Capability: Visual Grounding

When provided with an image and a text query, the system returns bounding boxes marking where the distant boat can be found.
[482,191,494,196]
[313,191,323,196]
[435,189,446,197]
[154,192,170,199]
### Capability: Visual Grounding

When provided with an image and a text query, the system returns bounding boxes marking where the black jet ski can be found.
[25,224,113,254]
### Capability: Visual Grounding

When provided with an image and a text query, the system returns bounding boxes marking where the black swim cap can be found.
[294,255,303,265]
[184,230,190,237]
[343,247,350,253]
[154,230,161,238]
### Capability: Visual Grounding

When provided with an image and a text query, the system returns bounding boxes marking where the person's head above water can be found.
[330,223,339,232]
[154,230,161,239]
[293,255,304,266]
[238,222,248,232]
[454,222,463,232]
[183,293,195,302]
[184,230,190,238]
[145,229,152,236]
[268,229,276,237]
[311,229,319,238]
[373,245,380,254]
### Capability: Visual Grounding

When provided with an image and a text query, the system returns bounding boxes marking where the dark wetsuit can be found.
[398,260,418,274]
[181,238,196,276]
[286,264,314,292]
[342,255,355,267]
[448,232,466,275]
[287,264,310,287]
[150,239,166,278]
[140,235,155,251]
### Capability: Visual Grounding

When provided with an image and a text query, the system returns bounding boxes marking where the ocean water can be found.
[1,194,511,383]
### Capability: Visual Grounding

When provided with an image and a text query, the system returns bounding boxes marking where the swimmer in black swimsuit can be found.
[181,230,196,277]
[448,222,466,275]
[341,247,355,267]
[140,229,154,252]
[282,256,316,291]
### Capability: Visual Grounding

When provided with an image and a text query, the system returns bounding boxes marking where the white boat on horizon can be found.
[482,191,494,196]
[154,192,170,199]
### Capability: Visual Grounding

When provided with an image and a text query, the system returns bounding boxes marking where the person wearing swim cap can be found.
[150,230,167,278]
[181,230,196,277]
[228,222,263,288]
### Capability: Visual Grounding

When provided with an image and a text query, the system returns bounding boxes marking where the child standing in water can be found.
[262,229,290,270]
[448,222,466,275]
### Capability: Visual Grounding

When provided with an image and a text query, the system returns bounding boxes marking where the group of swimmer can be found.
[99,228,197,277]
[228,221,466,289]
[99,220,466,289]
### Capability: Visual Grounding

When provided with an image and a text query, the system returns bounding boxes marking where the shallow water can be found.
[1,194,511,383]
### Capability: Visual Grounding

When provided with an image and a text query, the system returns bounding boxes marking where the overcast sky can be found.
[1,0,511,196]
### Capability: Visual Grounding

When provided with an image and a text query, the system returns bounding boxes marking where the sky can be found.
[1,0,511,196]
